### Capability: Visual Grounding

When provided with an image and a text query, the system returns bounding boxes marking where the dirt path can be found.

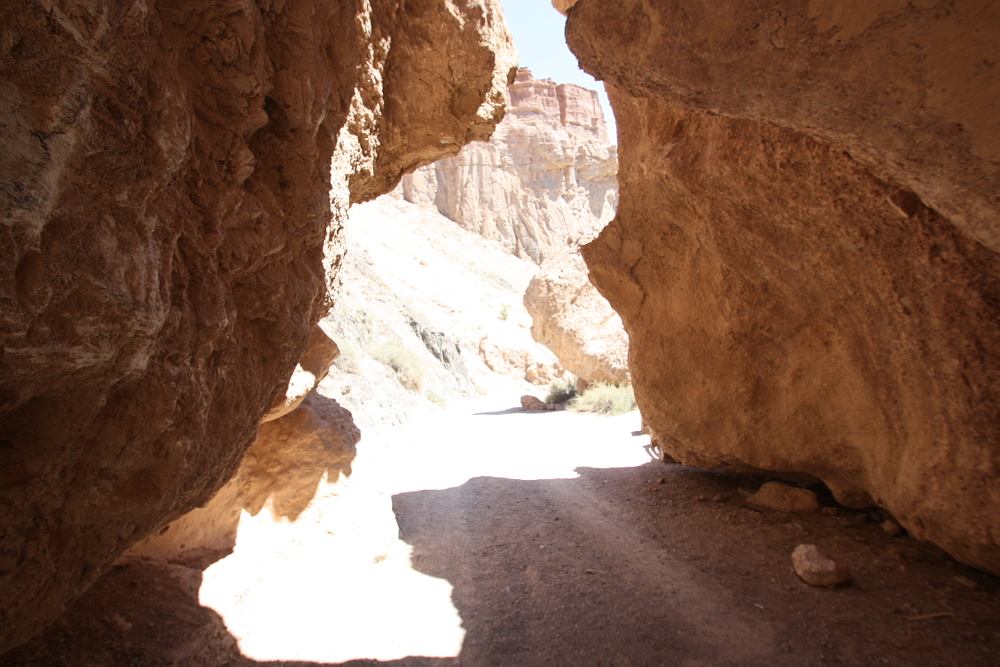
[7,392,1000,666]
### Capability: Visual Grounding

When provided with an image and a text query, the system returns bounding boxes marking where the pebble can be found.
[792,544,852,587]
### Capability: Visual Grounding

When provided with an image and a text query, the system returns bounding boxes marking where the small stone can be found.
[658,478,666,484]
[585,569,596,575]
[953,575,978,590]
[711,494,724,502]
[520,395,550,411]
[746,482,821,513]
[881,519,903,536]
[792,544,852,587]
[821,507,838,516]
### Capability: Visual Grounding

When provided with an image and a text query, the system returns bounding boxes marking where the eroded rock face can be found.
[565,0,1000,573]
[398,68,618,263]
[524,250,629,386]
[0,0,514,651]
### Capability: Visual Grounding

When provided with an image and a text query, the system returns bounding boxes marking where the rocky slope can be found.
[323,195,563,436]
[397,67,618,263]
[0,0,514,652]
[561,0,1000,573]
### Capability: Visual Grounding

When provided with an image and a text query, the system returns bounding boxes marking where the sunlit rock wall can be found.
[564,0,1000,573]
[0,0,515,652]
[399,68,618,263]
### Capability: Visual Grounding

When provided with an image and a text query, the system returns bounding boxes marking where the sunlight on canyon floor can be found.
[199,392,650,663]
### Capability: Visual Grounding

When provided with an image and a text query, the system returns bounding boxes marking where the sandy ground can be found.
[8,390,1000,667]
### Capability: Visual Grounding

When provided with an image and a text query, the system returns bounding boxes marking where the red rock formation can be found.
[563,0,1000,573]
[399,68,618,262]
[0,0,514,652]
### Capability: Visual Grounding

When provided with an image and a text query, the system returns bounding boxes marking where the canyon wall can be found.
[563,0,1000,573]
[398,67,618,263]
[0,0,515,652]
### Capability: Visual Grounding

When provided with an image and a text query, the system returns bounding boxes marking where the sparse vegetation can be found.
[568,382,636,416]
[372,341,424,392]
[426,390,447,408]
[545,375,578,404]
[333,339,362,374]
[499,303,511,320]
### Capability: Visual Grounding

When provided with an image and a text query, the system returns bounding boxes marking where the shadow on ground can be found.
[7,464,1000,666]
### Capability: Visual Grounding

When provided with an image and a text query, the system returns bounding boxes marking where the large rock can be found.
[398,68,618,263]
[564,0,1000,573]
[120,325,351,564]
[0,0,515,652]
[524,250,629,385]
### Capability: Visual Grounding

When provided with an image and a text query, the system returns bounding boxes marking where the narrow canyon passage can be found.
[11,391,998,666]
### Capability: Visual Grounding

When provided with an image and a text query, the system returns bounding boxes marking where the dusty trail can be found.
[200,392,999,667]
[7,392,1000,666]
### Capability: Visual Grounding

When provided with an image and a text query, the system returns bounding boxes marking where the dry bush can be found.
[569,383,636,416]
[372,341,424,392]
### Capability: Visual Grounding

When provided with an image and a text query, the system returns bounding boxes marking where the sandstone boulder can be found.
[746,482,821,514]
[566,0,1000,574]
[0,0,514,651]
[398,68,618,263]
[520,395,554,411]
[524,250,629,386]
[479,334,564,385]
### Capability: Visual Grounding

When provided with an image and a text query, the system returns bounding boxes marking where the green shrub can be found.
[372,341,424,392]
[569,383,636,416]
[545,375,578,404]
[425,390,447,408]
[499,303,511,320]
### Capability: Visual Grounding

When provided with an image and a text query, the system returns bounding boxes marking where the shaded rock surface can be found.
[792,544,852,587]
[524,249,629,385]
[565,0,1000,573]
[0,0,514,651]
[397,67,618,263]
[747,482,822,514]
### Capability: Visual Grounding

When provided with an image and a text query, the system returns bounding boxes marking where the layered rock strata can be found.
[524,250,629,386]
[0,0,514,652]
[564,0,1000,573]
[398,68,618,263]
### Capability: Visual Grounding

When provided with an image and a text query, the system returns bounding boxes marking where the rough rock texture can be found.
[792,544,852,587]
[0,0,514,652]
[262,325,340,423]
[566,0,1000,573]
[524,249,629,385]
[479,334,563,385]
[397,68,618,263]
[117,479,244,568]
[746,482,822,514]
[520,395,554,411]
[120,324,349,563]
[240,391,360,521]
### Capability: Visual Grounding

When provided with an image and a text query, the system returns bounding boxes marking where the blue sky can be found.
[499,0,617,143]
